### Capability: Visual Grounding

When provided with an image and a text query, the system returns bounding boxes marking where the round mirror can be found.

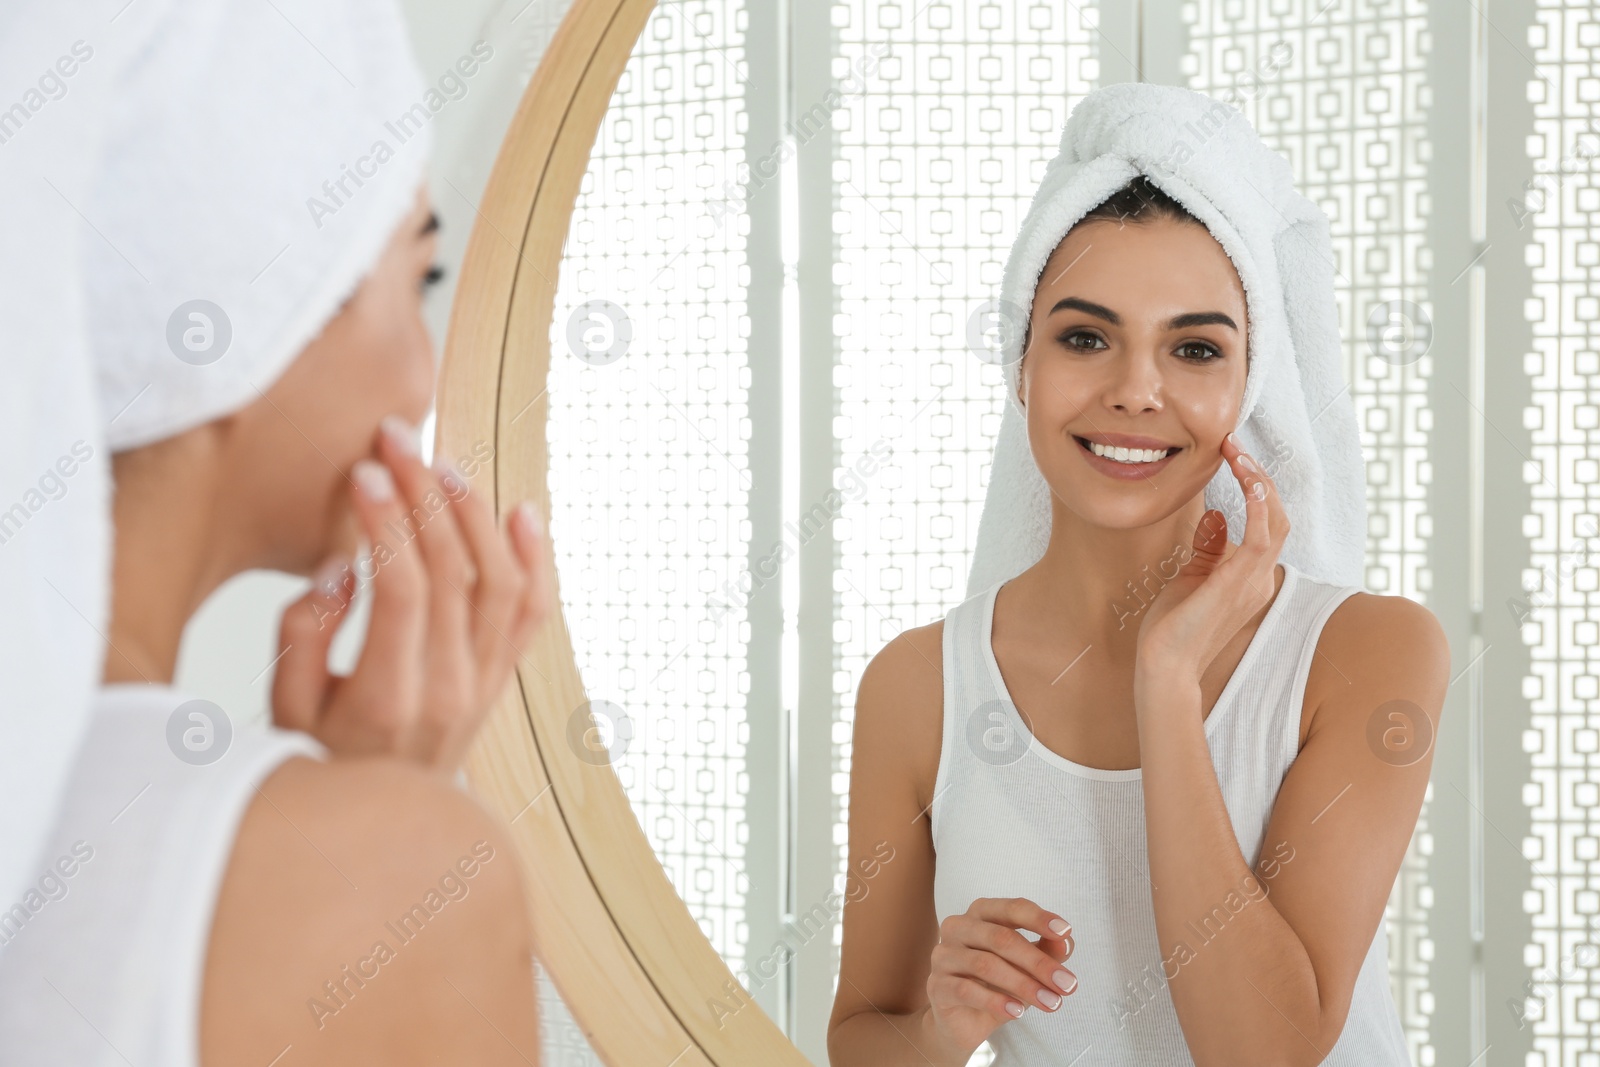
[436,0,1100,1062]
[435,1,1445,1065]
[436,1,808,1061]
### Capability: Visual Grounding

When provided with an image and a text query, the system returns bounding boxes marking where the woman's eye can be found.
[1058,330,1105,351]
[1054,331,1221,361]
[1178,341,1222,362]
[420,263,446,293]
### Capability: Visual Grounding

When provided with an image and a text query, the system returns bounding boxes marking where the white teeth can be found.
[1085,439,1172,464]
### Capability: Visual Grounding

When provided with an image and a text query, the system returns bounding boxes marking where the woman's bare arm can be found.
[826,621,961,1066]
[828,618,1075,1066]
[1135,591,1448,1066]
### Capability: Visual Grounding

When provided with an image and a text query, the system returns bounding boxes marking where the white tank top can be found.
[930,558,1413,1065]
[0,684,327,1066]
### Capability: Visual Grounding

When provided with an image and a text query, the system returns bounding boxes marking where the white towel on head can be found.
[965,82,1368,598]
[0,1,118,921]
[87,0,433,454]
[0,0,432,940]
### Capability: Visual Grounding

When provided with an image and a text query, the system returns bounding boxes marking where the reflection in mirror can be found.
[396,0,597,1061]
[474,0,1459,1063]
[543,0,755,1062]
[549,0,753,997]
[538,0,1104,1061]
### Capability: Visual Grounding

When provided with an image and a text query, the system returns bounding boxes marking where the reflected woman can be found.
[828,84,1446,1066]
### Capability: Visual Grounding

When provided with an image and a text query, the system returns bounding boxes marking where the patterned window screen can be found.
[828,0,1099,1052]
[1520,4,1600,1062]
[1182,4,1436,1061]
[516,1,1456,1063]
[541,2,752,1063]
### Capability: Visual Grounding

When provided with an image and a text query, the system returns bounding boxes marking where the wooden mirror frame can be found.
[434,0,814,1063]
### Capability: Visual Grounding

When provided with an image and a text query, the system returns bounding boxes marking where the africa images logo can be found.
[304,41,495,230]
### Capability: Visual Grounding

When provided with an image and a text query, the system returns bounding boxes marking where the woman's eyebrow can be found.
[1048,296,1237,332]
[418,211,440,237]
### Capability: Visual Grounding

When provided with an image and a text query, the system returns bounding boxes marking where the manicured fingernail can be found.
[1054,969,1077,995]
[433,455,467,495]
[312,555,348,597]
[1238,452,1259,473]
[1252,480,1267,501]
[353,459,395,502]
[1048,919,1070,936]
[1225,431,1238,448]
[380,414,418,456]
[1004,1001,1025,1018]
[1037,989,1062,1010]
[518,501,544,537]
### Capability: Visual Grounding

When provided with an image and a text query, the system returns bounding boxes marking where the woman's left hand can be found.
[1134,432,1290,687]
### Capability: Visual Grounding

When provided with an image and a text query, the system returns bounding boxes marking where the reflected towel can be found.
[966,82,1367,596]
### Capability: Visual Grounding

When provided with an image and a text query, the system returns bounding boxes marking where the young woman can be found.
[0,3,551,1065]
[828,97,1448,1065]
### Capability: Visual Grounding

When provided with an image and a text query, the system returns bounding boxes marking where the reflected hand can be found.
[923,897,1076,1060]
[270,417,554,774]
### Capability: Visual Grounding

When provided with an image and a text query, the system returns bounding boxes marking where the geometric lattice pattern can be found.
[1519,5,1600,1063]
[532,2,1462,1062]
[1183,4,1438,1062]
[547,0,752,983]
[829,5,1099,1062]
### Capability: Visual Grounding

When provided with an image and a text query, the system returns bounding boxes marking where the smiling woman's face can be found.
[1016,212,1249,530]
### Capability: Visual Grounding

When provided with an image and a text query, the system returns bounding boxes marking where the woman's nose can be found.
[1101,347,1165,414]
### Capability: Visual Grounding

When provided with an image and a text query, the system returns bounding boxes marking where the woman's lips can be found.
[1073,435,1181,480]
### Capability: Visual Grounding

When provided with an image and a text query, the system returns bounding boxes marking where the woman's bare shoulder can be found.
[1303,590,1449,745]
[853,620,947,810]
[858,619,945,713]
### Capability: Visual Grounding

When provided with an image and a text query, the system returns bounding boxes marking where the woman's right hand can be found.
[270,416,553,774]
[922,897,1078,1060]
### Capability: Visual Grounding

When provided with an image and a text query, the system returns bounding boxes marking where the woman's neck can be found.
[1009,498,1215,653]
[101,431,239,685]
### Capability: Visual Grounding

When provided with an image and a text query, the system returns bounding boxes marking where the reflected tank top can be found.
[930,558,1413,1065]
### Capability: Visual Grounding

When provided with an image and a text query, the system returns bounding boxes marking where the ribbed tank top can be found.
[930,558,1413,1065]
